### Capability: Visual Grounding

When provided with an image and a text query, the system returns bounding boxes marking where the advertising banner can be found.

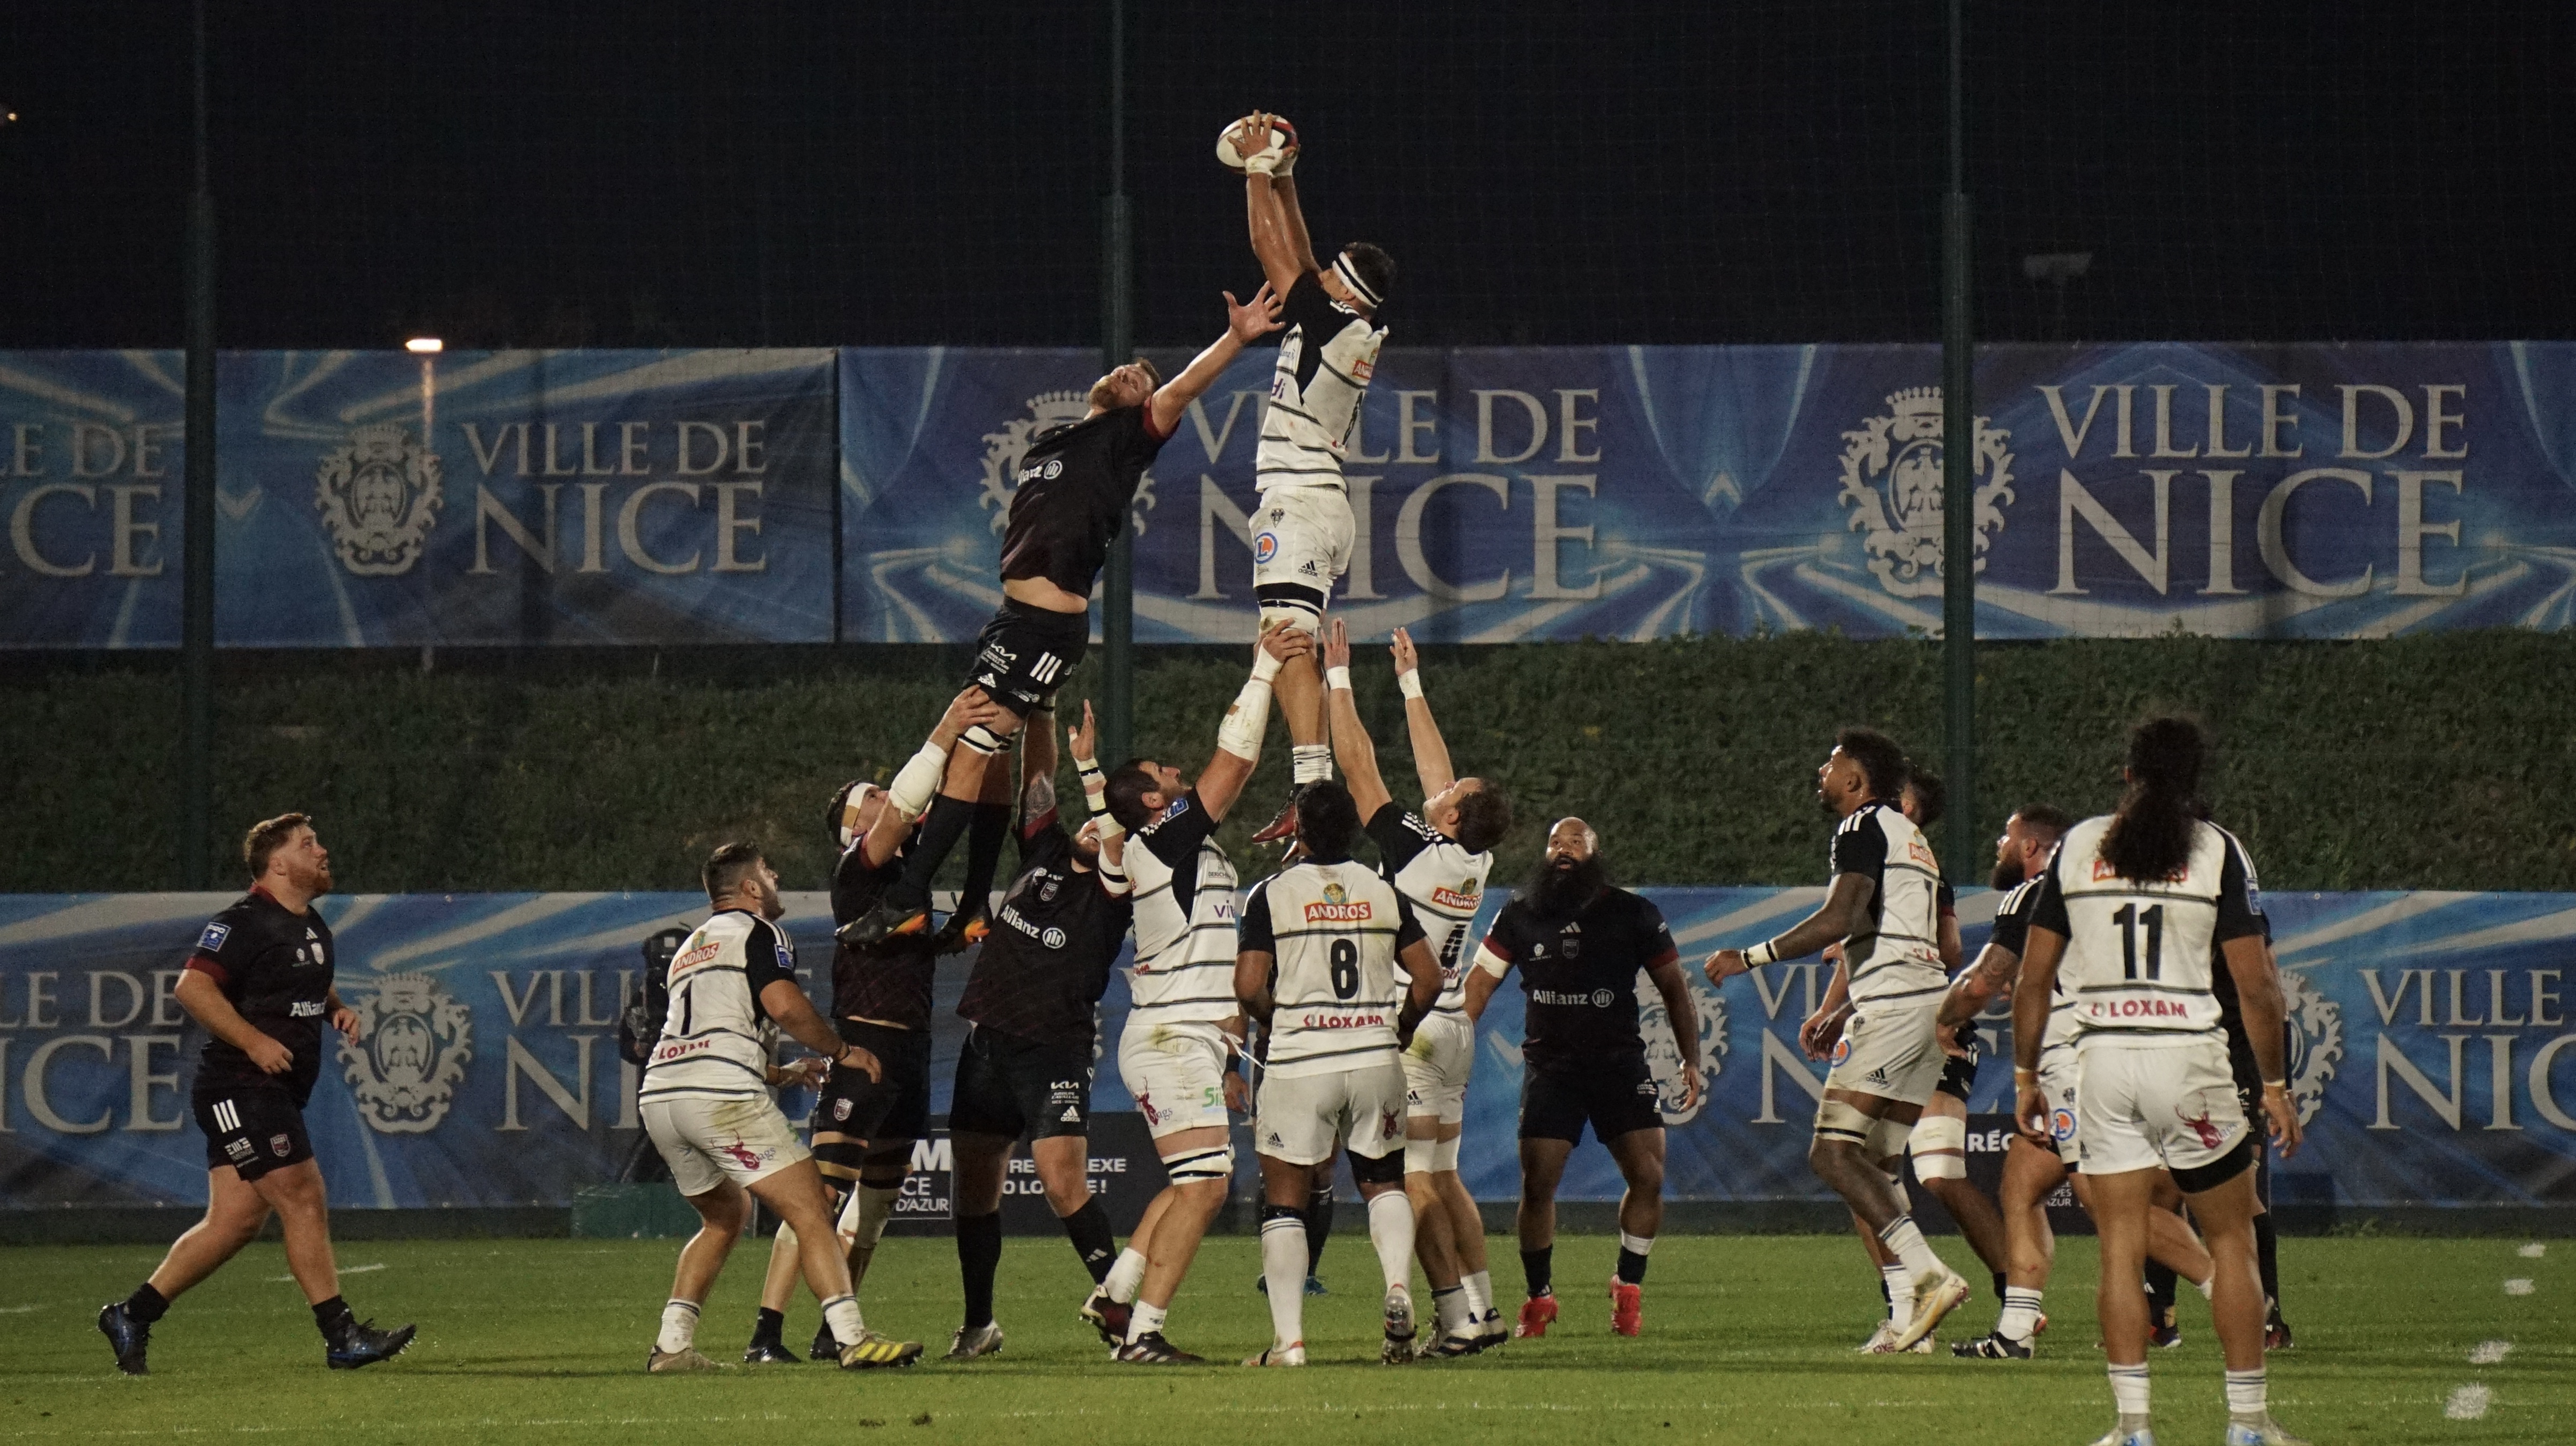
[5,886,2571,1213]
[215,350,838,645]
[0,351,187,649]
[840,342,2576,643]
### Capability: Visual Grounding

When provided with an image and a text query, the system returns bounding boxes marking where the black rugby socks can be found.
[894,795,977,909]
[1061,1199,1117,1285]
[957,1211,1003,1329]
[124,1283,169,1324]
[956,803,1013,923]
[1304,1181,1335,1276]
[1520,1245,1554,1298]
[312,1294,355,1339]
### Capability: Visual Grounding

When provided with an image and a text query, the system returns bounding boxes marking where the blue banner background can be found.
[0,352,187,648]
[5,887,2569,1211]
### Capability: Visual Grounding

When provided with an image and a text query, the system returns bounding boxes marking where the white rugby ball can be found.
[1215,114,1297,172]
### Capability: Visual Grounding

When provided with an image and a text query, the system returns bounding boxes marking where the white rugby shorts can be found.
[1401,1012,1474,1126]
[1117,1020,1234,1139]
[2036,1044,2083,1166]
[643,1094,811,1198]
[1250,484,1354,631]
[2076,1035,2250,1180]
[1255,1056,1407,1167]
[1822,990,1947,1108]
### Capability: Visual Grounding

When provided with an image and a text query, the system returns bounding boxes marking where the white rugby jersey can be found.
[2032,815,2266,1048]
[640,909,795,1103]
[1254,271,1386,494]
[1121,790,1242,1025]
[1828,803,1948,1005]
[1238,860,1423,1078]
[1984,874,2079,1055]
[1364,802,1491,1017]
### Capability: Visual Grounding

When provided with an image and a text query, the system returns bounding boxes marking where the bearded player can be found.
[1218,112,1396,837]
[1321,620,1513,1353]
[839,287,1283,952]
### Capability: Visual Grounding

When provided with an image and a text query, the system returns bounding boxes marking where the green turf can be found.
[0,1234,2565,1444]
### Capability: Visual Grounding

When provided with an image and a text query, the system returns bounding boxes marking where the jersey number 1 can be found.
[2113,903,2164,981]
[1330,938,1360,1000]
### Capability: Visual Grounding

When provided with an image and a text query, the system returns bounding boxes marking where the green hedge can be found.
[5,632,2571,894]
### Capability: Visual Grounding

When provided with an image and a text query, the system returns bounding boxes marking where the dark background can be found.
[4,1,2570,351]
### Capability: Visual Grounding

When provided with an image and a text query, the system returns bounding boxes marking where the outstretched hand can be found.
[1258,620,1313,665]
[1069,698,1098,765]
[1226,283,1283,344]
[1322,618,1352,671]
[1390,626,1419,677]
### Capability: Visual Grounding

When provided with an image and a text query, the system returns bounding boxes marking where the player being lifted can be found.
[1320,620,1515,1352]
[1086,625,1308,1363]
[2008,718,2304,1446]
[1938,803,2216,1360]
[1706,729,1972,1352]
[1235,781,1443,1366]
[1219,112,1396,837]
[739,688,1000,1363]
[943,702,1138,1361]
[839,288,1283,952]
[1467,819,1700,1339]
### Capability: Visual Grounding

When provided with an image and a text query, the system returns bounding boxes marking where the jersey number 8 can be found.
[1329,938,1360,1000]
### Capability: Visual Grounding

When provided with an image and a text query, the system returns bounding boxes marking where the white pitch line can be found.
[2517,1242,2545,1258]
[2469,1340,2513,1365]
[2503,1278,2535,1296]
[2444,1384,2493,1421]
[0,1304,38,1314]
[264,1262,383,1284]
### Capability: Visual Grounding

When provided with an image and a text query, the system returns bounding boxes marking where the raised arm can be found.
[1067,701,1130,887]
[1228,114,1312,294]
[1703,871,1876,985]
[1272,172,1320,278]
[1193,623,1310,821]
[1149,286,1282,437]
[1388,628,1456,798]
[863,687,1002,867]
[1320,620,1394,821]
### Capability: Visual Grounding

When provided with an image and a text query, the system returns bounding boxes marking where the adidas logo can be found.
[1060,1107,1081,1122]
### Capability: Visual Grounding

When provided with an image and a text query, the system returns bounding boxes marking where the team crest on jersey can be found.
[979,391,1158,538]
[833,1097,853,1122]
[315,422,443,576]
[335,974,473,1134]
[1835,388,2016,598]
[197,921,231,953]
[2280,969,2344,1126]
[1638,978,1728,1125]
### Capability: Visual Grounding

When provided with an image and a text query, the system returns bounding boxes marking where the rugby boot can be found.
[742,1334,802,1365]
[1242,1341,1307,1367]
[933,909,992,956]
[1894,1267,1970,1351]
[2084,1423,2154,1446]
[1078,1286,1132,1346]
[1419,1330,1484,1358]
[324,1317,416,1370]
[1473,1307,1510,1351]
[809,1321,844,1360]
[1861,1319,1932,1354]
[1380,1284,1417,1363]
[2224,1414,2310,1446]
[2263,1303,2295,1352]
[1514,1293,1558,1339]
[1248,791,1302,845]
[944,1321,1004,1361]
[1253,1271,1330,1296]
[1113,1331,1205,1364]
[1952,1330,2035,1360]
[646,1346,725,1373]
[2149,1301,2184,1349]
[96,1301,151,1377]
[838,897,931,950]
[1608,1278,1643,1337]
[838,1329,925,1369]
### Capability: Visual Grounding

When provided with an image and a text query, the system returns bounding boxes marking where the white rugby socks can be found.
[1879,1214,1948,1281]
[2108,1362,2151,1420]
[1997,1286,2044,1341]
[1261,1214,1308,1347]
[1462,1268,1495,1324]
[656,1298,699,1354]
[1291,744,1332,785]
[1880,1263,1914,1323]
[1366,1191,1415,1292]
[1104,1246,1148,1305]
[1433,1285,1472,1336]
[2225,1368,2267,1419]
[1126,1300,1168,1345]
[820,1293,865,1346]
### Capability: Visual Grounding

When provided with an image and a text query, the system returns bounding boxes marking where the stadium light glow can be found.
[405,337,444,354]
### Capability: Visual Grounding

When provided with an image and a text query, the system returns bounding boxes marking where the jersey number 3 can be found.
[2113,903,2165,981]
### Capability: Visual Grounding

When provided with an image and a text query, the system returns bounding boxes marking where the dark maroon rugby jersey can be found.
[957,811,1133,1047]
[184,886,336,1106]
[829,833,940,1028]
[1477,886,1677,1073]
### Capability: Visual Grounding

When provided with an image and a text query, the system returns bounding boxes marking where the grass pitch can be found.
[1,1234,2565,1444]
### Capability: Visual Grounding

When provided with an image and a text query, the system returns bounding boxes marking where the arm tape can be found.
[887,740,948,818]
[1473,943,1511,979]
[1215,678,1273,761]
[1745,938,1780,969]
[1397,670,1423,700]
[1325,665,1352,692]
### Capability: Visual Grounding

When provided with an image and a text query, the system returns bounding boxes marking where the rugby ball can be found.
[1215,113,1297,172]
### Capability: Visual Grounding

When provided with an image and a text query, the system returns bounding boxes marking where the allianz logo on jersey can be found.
[1303,881,1373,923]
[1529,988,1613,1008]
[979,390,1158,538]
[998,903,1068,951]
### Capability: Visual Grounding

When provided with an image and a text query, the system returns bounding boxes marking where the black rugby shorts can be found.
[968,602,1089,717]
[948,1024,1094,1143]
[1519,1055,1663,1145]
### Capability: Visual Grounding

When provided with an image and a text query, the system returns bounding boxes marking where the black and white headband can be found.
[1332,251,1382,310]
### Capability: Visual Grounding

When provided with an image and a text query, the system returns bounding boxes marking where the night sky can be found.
[4,1,2570,351]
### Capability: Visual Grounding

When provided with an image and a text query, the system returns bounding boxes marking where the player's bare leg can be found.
[1512,1136,1571,1337]
[2178,1167,2297,1443]
[1117,1125,1230,1362]
[653,1180,749,1371]
[1429,1141,1501,1345]
[1913,1092,2011,1287]
[1813,1088,1967,1349]
[1405,1117,1477,1353]
[1602,1126,1666,1337]
[844,710,1022,946]
[144,1166,276,1303]
[2088,1166,2166,1439]
[747,1157,920,1370]
[847,1148,909,1291]
[1252,628,1332,841]
[1091,1184,1171,1344]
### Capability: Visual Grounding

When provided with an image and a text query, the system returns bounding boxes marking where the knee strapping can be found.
[1431,1134,1460,1174]
[959,723,1007,756]
[1908,1115,1968,1182]
[1257,603,1323,637]
[1866,1115,1914,1162]
[1404,1136,1440,1175]
[1162,1143,1233,1185]
[1813,1099,1874,1148]
[840,1183,898,1251]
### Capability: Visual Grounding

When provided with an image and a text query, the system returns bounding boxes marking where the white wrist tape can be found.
[1745,939,1780,969]
[1215,678,1272,761]
[1397,670,1423,700]
[1325,665,1352,692]
[887,741,947,818]
[1250,644,1286,684]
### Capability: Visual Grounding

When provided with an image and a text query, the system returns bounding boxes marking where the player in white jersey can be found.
[2012,719,2306,1446]
[1939,802,2216,1360]
[638,843,921,1372]
[1235,781,1442,1366]
[1219,113,1397,829]
[1706,728,1972,1351]
[1318,619,1514,1353]
[1080,624,1305,1363]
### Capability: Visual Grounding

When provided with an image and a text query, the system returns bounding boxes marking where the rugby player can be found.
[1706,729,1972,1351]
[1234,781,1443,1366]
[739,687,1000,1363]
[97,814,413,1376]
[1938,805,2216,1360]
[944,702,1139,1361]
[641,843,920,1372]
[840,287,1286,950]
[2203,918,2299,1350]
[2011,718,2305,1446]
[1088,624,1309,1363]
[1466,819,1700,1340]
[1219,112,1397,836]
[1321,619,1514,1352]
